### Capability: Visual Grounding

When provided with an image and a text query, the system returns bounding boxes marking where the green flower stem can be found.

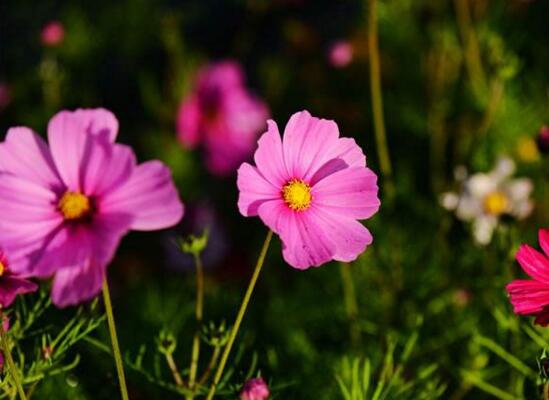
[165,352,184,387]
[198,346,221,386]
[367,0,393,195]
[102,277,130,400]
[0,313,27,400]
[544,381,549,400]
[340,263,361,347]
[188,253,205,395]
[206,230,273,400]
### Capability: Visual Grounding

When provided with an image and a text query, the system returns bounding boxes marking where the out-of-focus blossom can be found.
[441,157,533,245]
[538,125,549,154]
[0,249,37,308]
[0,83,11,111]
[41,21,65,47]
[240,377,270,400]
[237,110,380,269]
[516,136,540,162]
[176,61,269,176]
[328,41,354,68]
[0,109,184,307]
[506,229,549,326]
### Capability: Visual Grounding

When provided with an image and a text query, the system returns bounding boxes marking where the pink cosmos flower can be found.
[328,41,354,68]
[240,377,270,400]
[176,61,269,176]
[506,229,549,326]
[0,249,37,308]
[237,110,380,269]
[0,109,184,307]
[41,21,65,47]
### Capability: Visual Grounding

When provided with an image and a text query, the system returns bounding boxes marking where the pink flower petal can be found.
[237,163,280,216]
[81,139,136,197]
[506,279,549,314]
[540,229,549,257]
[257,201,336,269]
[308,206,373,262]
[283,111,328,178]
[48,109,119,190]
[312,166,380,219]
[176,95,202,149]
[101,161,184,230]
[0,127,62,190]
[309,138,366,184]
[516,244,549,283]
[0,276,38,308]
[253,120,288,186]
[51,260,105,307]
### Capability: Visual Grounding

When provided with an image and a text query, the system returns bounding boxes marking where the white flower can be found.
[441,157,534,245]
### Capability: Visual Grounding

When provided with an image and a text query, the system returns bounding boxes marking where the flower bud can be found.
[240,377,270,400]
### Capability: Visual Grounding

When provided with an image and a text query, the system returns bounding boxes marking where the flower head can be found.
[237,110,380,269]
[0,249,37,308]
[538,125,549,154]
[328,41,354,68]
[0,109,184,307]
[176,61,269,176]
[506,229,549,326]
[41,21,65,47]
[240,377,270,400]
[441,157,533,245]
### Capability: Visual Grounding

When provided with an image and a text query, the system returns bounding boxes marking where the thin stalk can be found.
[454,0,486,99]
[0,316,27,400]
[102,278,130,400]
[188,254,205,391]
[544,381,549,400]
[206,230,273,400]
[198,346,221,386]
[367,0,393,194]
[165,353,184,387]
[339,263,361,347]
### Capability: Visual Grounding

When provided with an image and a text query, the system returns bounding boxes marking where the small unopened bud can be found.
[240,377,270,400]
[156,330,177,356]
[179,230,209,256]
[42,345,53,361]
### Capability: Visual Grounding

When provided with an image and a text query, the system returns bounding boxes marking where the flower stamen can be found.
[483,191,508,216]
[282,179,312,211]
[58,191,92,220]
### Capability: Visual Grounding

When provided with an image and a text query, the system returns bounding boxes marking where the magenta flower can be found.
[328,41,354,68]
[176,61,269,176]
[538,125,549,154]
[0,109,184,307]
[506,229,549,326]
[240,377,270,400]
[237,110,380,269]
[0,249,37,308]
[41,21,65,47]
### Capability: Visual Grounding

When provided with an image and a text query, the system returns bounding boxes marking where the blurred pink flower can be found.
[176,61,269,176]
[538,125,549,154]
[237,110,380,269]
[240,377,270,400]
[41,21,65,47]
[0,249,37,308]
[506,229,549,325]
[328,41,354,68]
[0,83,11,111]
[0,109,184,307]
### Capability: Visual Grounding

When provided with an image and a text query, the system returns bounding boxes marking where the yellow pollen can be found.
[282,179,312,211]
[0,262,4,277]
[483,191,509,216]
[58,191,91,220]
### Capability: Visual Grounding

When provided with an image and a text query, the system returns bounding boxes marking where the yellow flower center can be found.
[0,262,5,277]
[282,179,312,211]
[58,191,92,220]
[483,191,508,216]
